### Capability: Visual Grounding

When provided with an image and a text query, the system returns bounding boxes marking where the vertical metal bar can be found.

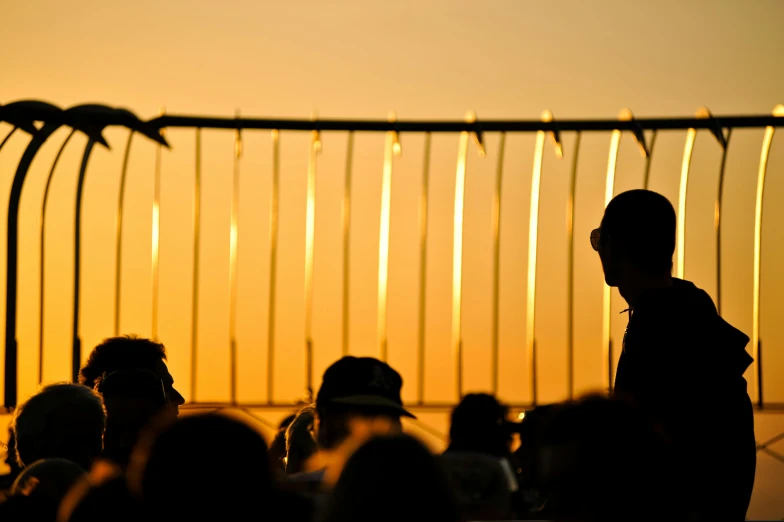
[752,104,784,407]
[491,132,506,397]
[565,131,582,401]
[229,113,242,404]
[72,139,99,382]
[417,132,432,405]
[267,129,280,403]
[677,127,698,280]
[114,131,134,337]
[304,118,321,399]
[378,113,400,362]
[526,111,552,407]
[715,129,732,316]
[191,128,202,402]
[642,130,658,190]
[151,108,165,341]
[6,122,62,407]
[452,112,477,400]
[602,117,623,393]
[342,131,354,357]
[39,129,76,384]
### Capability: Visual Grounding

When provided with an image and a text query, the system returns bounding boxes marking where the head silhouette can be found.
[593,189,676,288]
[11,458,87,504]
[80,335,185,415]
[13,383,106,470]
[447,393,512,458]
[322,434,460,522]
[536,394,674,521]
[128,412,273,521]
[57,472,141,522]
[315,357,413,451]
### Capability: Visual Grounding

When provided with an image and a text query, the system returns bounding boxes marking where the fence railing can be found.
[1,100,783,411]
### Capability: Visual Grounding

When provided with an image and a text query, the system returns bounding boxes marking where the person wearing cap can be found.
[286,356,415,496]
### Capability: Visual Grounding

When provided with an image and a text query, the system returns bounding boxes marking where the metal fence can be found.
[1,100,783,411]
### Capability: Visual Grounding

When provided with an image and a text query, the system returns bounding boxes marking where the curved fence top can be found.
[2,99,784,412]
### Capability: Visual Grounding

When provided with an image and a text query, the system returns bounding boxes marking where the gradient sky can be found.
[2,0,784,453]
[3,0,784,516]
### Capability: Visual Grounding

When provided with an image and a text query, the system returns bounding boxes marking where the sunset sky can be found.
[2,0,784,482]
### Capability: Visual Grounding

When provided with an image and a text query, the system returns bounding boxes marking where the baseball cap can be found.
[316,357,415,419]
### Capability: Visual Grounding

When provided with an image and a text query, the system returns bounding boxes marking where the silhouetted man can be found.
[79,336,185,416]
[592,189,755,520]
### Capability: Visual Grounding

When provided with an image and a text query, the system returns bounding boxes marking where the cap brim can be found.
[329,395,417,419]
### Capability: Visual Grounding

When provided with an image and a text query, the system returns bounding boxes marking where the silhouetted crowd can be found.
[0,190,757,521]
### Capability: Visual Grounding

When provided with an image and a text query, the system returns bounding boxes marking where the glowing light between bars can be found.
[601,121,623,390]
[677,128,697,280]
[751,104,784,403]
[377,112,400,360]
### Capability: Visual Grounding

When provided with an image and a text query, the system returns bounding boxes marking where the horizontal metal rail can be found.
[152,114,784,132]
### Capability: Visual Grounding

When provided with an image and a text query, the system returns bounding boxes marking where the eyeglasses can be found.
[590,228,601,251]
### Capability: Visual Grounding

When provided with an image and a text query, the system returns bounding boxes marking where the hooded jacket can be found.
[613,278,755,519]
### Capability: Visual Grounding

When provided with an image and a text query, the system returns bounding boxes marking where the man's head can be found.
[79,336,184,414]
[536,394,674,521]
[315,357,414,451]
[11,458,87,503]
[128,413,273,520]
[13,383,106,470]
[94,368,171,468]
[592,190,676,287]
[447,393,513,458]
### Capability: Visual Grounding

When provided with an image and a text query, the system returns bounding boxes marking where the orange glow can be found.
[3,8,784,485]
